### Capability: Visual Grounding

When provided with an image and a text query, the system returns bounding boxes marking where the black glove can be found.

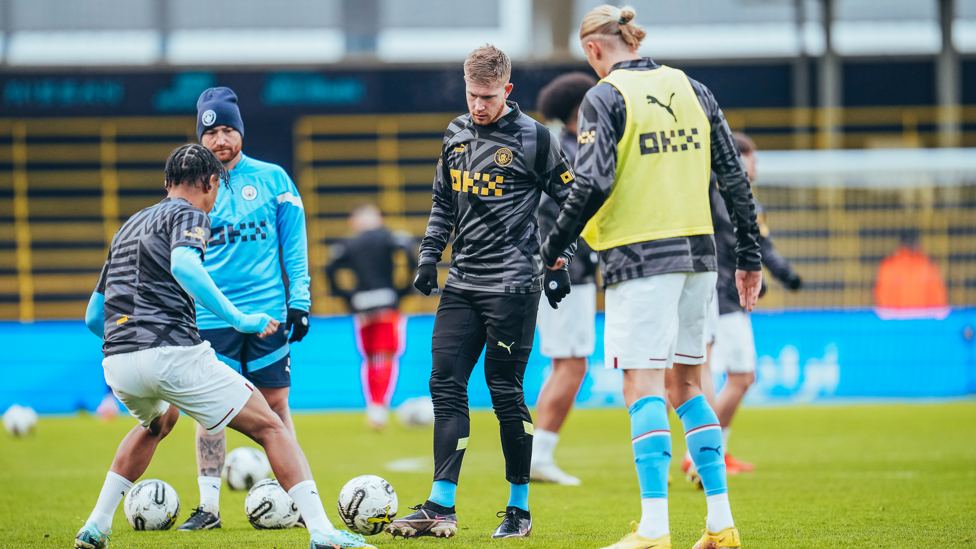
[286,308,309,343]
[759,279,768,299]
[414,264,438,296]
[544,268,571,309]
[786,273,802,290]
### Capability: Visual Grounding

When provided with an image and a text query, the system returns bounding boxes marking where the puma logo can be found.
[647,92,677,122]
[497,341,514,354]
[366,507,393,523]
[700,445,722,456]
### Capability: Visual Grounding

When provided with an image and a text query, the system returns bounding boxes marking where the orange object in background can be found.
[874,230,949,319]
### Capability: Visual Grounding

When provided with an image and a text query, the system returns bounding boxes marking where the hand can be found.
[237,313,278,336]
[547,257,566,271]
[414,263,439,296]
[285,308,310,343]
[544,268,571,309]
[786,273,802,290]
[735,269,763,312]
[259,318,280,338]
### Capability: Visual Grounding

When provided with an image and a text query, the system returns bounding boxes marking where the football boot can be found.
[176,506,221,531]
[724,454,754,475]
[385,501,458,538]
[692,526,741,549]
[310,529,377,549]
[74,521,111,549]
[682,451,703,489]
[600,521,671,549]
[491,506,532,538]
[529,460,581,486]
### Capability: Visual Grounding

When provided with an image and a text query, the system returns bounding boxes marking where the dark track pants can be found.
[430,286,540,486]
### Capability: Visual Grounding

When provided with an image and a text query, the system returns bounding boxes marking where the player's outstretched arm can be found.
[541,86,618,268]
[84,291,105,338]
[170,246,276,336]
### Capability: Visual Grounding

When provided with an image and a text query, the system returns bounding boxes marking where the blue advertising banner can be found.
[1,309,973,415]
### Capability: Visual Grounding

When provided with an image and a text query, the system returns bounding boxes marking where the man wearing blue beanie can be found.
[179,87,321,539]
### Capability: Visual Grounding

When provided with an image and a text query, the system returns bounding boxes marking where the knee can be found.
[150,407,179,438]
[729,372,755,391]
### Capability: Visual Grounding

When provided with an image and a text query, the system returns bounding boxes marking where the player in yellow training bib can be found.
[541,5,763,549]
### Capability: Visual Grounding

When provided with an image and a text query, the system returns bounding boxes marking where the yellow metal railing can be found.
[2,106,976,320]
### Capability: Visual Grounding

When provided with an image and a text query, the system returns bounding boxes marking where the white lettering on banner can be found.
[747,344,841,404]
[351,288,398,311]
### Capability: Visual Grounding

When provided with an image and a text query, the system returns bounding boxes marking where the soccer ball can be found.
[124,479,180,531]
[3,404,38,437]
[336,475,398,536]
[244,479,300,529]
[395,397,435,429]
[223,447,272,491]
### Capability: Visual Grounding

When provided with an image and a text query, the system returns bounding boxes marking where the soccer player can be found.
[541,6,762,549]
[684,133,803,483]
[325,204,417,429]
[385,45,576,540]
[178,87,311,531]
[531,72,599,486]
[75,144,373,549]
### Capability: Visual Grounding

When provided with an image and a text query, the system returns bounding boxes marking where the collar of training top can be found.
[469,100,521,130]
[609,57,661,73]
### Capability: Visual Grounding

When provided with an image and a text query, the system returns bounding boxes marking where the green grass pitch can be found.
[2,402,975,548]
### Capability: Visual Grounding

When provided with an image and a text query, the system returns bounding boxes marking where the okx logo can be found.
[451,170,504,196]
[639,128,703,155]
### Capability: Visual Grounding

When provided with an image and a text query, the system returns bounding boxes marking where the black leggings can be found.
[429,286,540,486]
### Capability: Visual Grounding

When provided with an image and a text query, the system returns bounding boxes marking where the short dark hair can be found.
[536,72,597,125]
[164,144,230,189]
[732,132,755,154]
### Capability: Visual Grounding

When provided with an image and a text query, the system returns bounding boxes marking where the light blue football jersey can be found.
[196,153,310,330]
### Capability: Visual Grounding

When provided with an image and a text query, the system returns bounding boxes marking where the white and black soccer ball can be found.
[337,475,398,536]
[223,447,272,491]
[124,479,180,531]
[3,404,38,437]
[245,479,300,529]
[395,397,434,429]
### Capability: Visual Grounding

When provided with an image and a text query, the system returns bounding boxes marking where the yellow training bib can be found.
[580,65,714,250]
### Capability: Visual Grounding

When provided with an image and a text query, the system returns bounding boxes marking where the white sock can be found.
[198,476,221,512]
[705,493,735,532]
[288,480,336,536]
[87,472,133,532]
[532,429,559,465]
[637,497,669,539]
[722,427,731,452]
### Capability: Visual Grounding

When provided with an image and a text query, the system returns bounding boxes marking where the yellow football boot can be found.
[600,521,671,549]
[691,525,741,549]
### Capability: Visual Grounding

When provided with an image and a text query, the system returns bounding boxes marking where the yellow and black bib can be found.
[581,65,713,250]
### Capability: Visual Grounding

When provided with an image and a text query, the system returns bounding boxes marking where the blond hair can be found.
[463,44,511,85]
[579,5,646,51]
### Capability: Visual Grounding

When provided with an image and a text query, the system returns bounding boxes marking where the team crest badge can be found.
[242,185,257,201]
[183,226,208,248]
[494,147,513,167]
[202,109,217,126]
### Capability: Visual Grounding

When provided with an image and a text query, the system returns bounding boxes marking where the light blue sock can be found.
[508,483,529,511]
[628,396,672,499]
[428,480,456,508]
[676,394,727,497]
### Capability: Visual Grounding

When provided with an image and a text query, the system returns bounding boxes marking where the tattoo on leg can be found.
[197,433,226,477]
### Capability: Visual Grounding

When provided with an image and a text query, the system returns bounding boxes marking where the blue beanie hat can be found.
[196,87,244,141]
